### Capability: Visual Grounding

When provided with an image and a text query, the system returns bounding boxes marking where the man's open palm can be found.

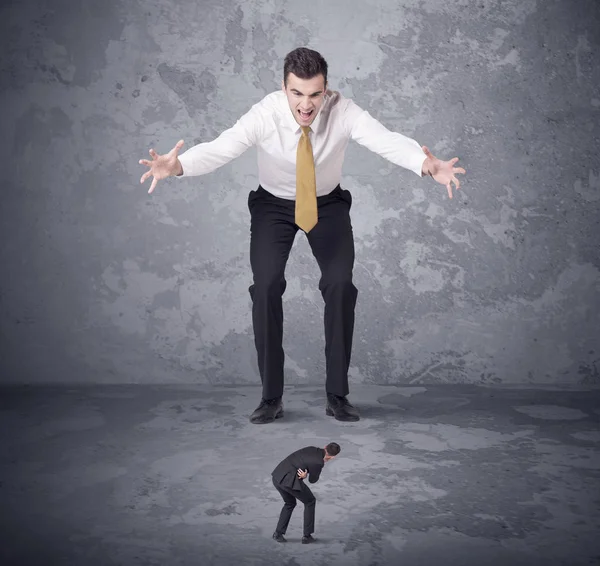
[139,140,185,194]
[422,145,466,199]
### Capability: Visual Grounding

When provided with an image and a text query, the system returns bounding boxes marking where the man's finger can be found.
[453,176,461,190]
[172,139,185,155]
[139,159,151,167]
[447,183,452,199]
[148,178,158,194]
[454,167,466,175]
[140,170,152,184]
[450,157,459,165]
[149,148,158,159]
[422,145,432,157]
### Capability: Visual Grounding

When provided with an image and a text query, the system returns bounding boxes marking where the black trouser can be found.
[248,185,358,400]
[272,476,316,536]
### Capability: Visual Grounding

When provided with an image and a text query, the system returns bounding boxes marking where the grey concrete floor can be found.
[1,384,599,566]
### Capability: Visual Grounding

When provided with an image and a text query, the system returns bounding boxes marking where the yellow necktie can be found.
[295,126,318,232]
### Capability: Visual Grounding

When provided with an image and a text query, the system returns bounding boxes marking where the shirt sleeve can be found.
[177,101,265,177]
[344,98,426,177]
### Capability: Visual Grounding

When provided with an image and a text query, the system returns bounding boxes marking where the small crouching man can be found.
[271,442,341,543]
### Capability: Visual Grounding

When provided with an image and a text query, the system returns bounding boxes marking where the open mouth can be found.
[298,109,313,120]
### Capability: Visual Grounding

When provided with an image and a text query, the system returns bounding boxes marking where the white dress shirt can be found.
[178,89,426,199]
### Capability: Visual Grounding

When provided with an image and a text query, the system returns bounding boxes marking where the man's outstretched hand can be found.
[139,140,185,194]
[421,146,466,199]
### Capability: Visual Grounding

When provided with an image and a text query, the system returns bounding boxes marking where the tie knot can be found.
[301,126,311,136]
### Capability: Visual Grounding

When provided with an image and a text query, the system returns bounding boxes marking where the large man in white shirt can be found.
[139,47,465,425]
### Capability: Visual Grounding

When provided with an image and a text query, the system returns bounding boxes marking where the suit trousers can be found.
[272,476,316,536]
[248,185,358,400]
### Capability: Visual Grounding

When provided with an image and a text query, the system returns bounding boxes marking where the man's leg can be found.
[248,188,298,421]
[306,187,359,420]
[295,483,317,538]
[272,477,297,540]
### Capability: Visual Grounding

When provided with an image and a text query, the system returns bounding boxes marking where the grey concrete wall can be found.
[1,0,599,385]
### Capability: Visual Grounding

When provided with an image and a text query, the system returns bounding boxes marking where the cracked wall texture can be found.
[1,0,599,385]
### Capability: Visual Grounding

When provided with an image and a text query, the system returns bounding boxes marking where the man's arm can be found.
[308,463,323,484]
[343,99,466,198]
[139,100,266,193]
[176,102,265,177]
[344,99,426,177]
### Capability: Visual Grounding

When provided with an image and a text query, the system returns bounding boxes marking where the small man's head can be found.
[324,442,341,462]
[282,47,328,127]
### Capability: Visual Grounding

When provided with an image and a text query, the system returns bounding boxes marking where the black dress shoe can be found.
[273,531,286,542]
[302,534,315,544]
[326,393,360,421]
[250,397,283,424]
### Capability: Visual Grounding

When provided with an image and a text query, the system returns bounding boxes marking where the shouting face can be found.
[282,72,327,127]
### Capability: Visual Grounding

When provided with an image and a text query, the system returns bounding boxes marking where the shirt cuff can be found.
[176,154,191,178]
[416,154,428,177]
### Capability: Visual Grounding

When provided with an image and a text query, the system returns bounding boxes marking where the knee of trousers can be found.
[285,501,297,509]
[319,277,357,295]
[249,277,287,298]
[304,497,316,506]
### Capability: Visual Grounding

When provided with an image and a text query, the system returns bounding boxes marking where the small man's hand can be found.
[139,139,185,194]
[297,468,308,479]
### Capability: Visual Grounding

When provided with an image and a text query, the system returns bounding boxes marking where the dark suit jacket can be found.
[272,446,326,491]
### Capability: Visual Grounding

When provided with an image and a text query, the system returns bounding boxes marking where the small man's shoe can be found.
[273,531,286,542]
[302,534,315,544]
[250,397,283,424]
[326,393,360,422]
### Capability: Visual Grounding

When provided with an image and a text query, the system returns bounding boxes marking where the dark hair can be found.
[283,47,328,86]
[325,442,341,457]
